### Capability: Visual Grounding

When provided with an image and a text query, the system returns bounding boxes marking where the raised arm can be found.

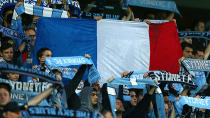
[27,84,60,106]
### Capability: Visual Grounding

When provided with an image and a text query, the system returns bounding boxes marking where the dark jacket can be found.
[64,65,87,110]
[123,94,153,118]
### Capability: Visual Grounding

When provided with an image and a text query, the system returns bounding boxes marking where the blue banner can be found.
[148,71,197,88]
[127,71,197,89]
[11,3,69,30]
[178,31,210,41]
[0,78,51,105]
[107,77,161,118]
[45,56,100,84]
[81,11,121,20]
[0,63,62,84]
[0,25,30,40]
[179,96,210,110]
[22,106,101,118]
[182,58,210,72]
[127,0,181,15]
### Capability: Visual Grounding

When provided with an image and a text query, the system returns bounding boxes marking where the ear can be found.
[6,73,10,78]
[38,57,42,62]
[0,52,2,56]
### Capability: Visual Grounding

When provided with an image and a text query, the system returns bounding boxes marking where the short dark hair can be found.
[0,43,13,52]
[129,88,143,97]
[0,36,15,45]
[101,109,113,117]
[0,83,11,95]
[193,48,204,55]
[23,24,36,32]
[36,47,51,62]
[2,5,15,26]
[2,5,15,17]
[181,42,193,51]
[193,19,205,28]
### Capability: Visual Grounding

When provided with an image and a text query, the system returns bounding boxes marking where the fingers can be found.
[73,68,77,73]
[143,72,150,78]
[16,2,22,7]
[144,19,151,25]
[178,57,185,64]
[121,71,129,77]
[134,18,140,22]
[107,76,114,82]
[85,54,91,58]
[32,65,38,69]
[93,16,102,21]
[153,79,159,85]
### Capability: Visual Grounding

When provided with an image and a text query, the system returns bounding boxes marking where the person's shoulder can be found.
[123,101,131,109]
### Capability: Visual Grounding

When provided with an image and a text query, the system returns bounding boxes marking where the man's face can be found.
[92,82,100,92]
[194,51,204,59]
[165,104,169,117]
[91,91,98,105]
[3,111,22,118]
[129,91,137,106]
[196,22,205,32]
[24,29,36,42]
[183,47,193,58]
[116,99,124,111]
[164,96,168,102]
[102,111,113,118]
[7,73,19,81]
[0,88,11,106]
[39,50,52,65]
[0,47,13,62]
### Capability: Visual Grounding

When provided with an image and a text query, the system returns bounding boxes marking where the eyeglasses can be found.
[29,35,36,39]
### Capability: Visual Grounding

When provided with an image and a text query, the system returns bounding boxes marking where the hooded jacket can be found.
[79,86,102,113]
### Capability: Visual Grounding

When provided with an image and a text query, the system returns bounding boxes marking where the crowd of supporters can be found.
[0,0,210,118]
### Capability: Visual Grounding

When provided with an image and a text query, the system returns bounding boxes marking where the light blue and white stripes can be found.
[11,3,68,29]
[13,3,68,19]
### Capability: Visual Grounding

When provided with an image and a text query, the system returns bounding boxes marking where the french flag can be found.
[35,18,182,83]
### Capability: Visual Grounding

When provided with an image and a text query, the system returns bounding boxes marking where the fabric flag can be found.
[35,18,182,84]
